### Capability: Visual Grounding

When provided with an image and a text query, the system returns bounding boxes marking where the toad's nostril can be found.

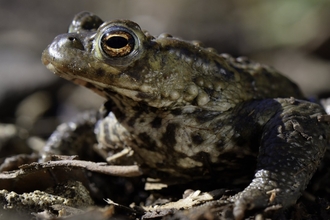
[66,36,84,50]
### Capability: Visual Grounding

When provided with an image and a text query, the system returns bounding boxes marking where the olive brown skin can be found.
[42,12,330,219]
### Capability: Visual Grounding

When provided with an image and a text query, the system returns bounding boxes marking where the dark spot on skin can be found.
[204,87,214,97]
[96,68,105,76]
[126,61,147,81]
[194,110,220,124]
[148,105,158,113]
[127,112,140,127]
[126,118,134,128]
[160,123,178,147]
[131,102,158,114]
[103,88,119,100]
[136,92,153,99]
[191,133,204,145]
[190,151,211,163]
[131,104,143,112]
[178,47,193,58]
[190,151,213,172]
[109,102,127,122]
[151,116,162,128]
[137,132,157,151]
[214,61,234,80]
[112,110,126,122]
[171,108,182,116]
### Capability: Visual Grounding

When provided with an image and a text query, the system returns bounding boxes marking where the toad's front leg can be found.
[42,110,100,161]
[232,98,329,219]
[42,101,133,164]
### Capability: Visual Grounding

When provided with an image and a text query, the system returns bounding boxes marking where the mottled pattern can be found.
[42,11,330,219]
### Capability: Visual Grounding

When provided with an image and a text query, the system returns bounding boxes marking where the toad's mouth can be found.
[43,59,151,102]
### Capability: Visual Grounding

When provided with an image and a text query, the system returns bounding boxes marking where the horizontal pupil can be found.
[106,36,128,49]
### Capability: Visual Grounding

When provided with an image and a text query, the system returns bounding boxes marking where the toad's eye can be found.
[101,30,135,57]
[95,23,144,66]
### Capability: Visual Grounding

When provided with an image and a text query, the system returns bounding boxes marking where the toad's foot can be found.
[231,170,293,219]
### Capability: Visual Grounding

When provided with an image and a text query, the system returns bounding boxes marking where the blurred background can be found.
[0,0,330,142]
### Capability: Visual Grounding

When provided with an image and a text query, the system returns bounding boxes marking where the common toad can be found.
[42,12,330,219]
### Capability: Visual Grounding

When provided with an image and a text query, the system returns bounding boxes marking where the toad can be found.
[42,12,330,219]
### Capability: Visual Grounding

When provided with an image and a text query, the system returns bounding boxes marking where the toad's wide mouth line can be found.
[44,61,155,102]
